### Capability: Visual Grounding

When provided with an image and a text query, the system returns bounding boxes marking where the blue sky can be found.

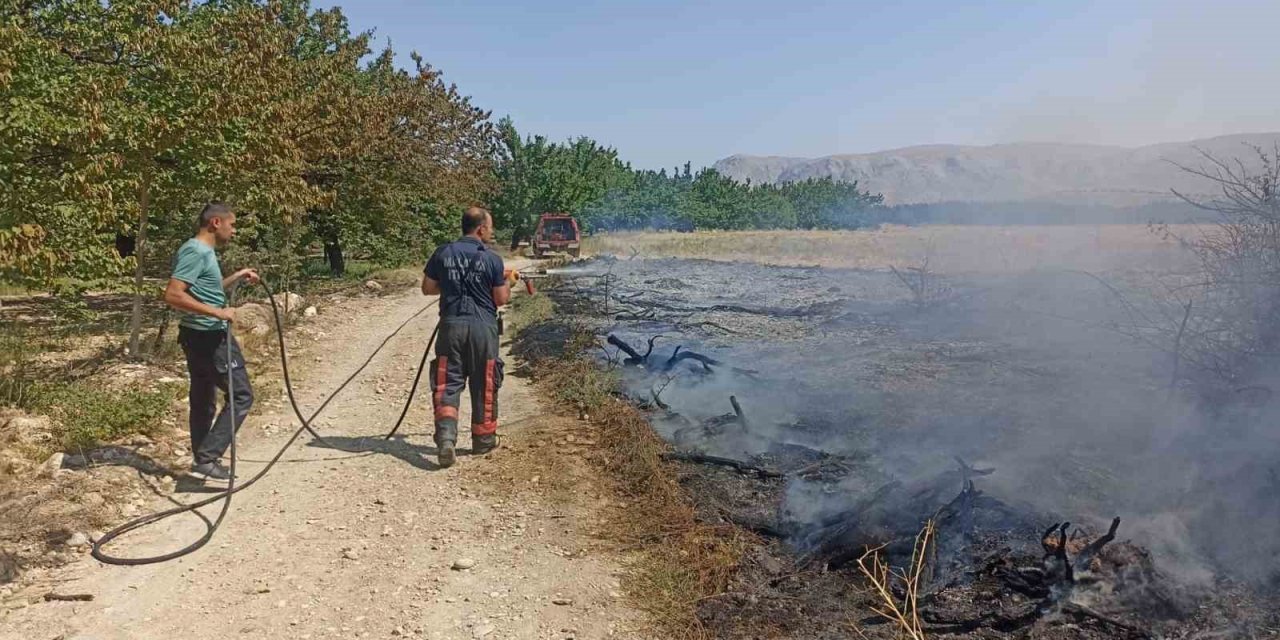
[321,0,1280,170]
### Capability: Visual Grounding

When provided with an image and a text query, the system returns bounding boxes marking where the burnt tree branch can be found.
[1072,517,1121,573]
[662,452,782,478]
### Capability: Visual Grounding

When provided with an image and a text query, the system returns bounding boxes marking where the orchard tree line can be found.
[582,163,885,233]
[2,0,498,284]
[490,120,884,242]
[1,0,495,350]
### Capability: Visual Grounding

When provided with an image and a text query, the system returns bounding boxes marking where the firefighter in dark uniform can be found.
[421,206,511,467]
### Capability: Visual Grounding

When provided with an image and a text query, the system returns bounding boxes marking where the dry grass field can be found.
[586,224,1202,274]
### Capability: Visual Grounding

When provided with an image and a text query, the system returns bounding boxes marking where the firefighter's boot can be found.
[472,433,499,456]
[435,422,457,468]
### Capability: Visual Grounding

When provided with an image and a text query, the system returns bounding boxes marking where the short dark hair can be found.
[198,202,234,229]
[461,206,490,235]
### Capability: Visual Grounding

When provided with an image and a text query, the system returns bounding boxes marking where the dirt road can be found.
[2,265,641,640]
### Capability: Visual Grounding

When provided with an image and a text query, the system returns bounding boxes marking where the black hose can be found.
[384,322,440,440]
[91,279,438,565]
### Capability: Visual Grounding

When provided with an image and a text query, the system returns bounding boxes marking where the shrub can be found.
[1164,146,1280,391]
[0,324,39,408]
[26,381,179,451]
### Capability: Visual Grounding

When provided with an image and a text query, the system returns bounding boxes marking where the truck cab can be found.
[532,213,581,258]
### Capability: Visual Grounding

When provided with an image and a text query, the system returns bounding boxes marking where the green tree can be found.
[1,0,497,353]
[490,118,627,244]
[777,177,883,229]
[307,49,495,275]
[0,0,141,287]
[577,163,879,233]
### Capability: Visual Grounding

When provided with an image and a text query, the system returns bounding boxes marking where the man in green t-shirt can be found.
[164,203,259,483]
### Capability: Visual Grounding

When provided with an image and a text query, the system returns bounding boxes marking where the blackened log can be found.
[1072,517,1121,573]
[650,386,670,410]
[665,346,722,372]
[607,334,667,366]
[790,458,850,479]
[717,510,787,538]
[953,456,994,483]
[662,451,783,478]
[1041,522,1065,557]
[643,334,662,359]
[993,566,1051,599]
[804,481,901,533]
[1045,522,1074,584]
[607,334,646,365]
[795,481,902,567]
[920,603,1041,634]
[1062,602,1150,638]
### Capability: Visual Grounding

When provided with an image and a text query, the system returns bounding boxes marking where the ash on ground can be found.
[544,256,1280,638]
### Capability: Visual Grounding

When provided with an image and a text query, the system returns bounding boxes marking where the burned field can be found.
[542,256,1280,638]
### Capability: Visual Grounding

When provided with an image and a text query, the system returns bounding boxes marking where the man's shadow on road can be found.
[62,445,219,500]
[305,435,460,471]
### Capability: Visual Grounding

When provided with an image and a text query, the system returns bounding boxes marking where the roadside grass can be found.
[26,381,182,452]
[0,323,41,410]
[506,290,556,340]
[293,257,423,298]
[300,257,384,281]
[511,296,751,639]
[366,266,422,289]
[2,322,181,456]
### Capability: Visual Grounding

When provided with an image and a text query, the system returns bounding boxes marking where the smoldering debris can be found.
[544,256,1280,638]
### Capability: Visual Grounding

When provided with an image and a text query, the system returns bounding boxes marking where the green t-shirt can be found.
[171,238,227,331]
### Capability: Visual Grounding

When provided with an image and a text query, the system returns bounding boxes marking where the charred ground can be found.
[526,244,1280,638]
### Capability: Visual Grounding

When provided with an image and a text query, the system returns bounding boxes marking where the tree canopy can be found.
[1,0,496,283]
[1,0,498,351]
[490,121,883,238]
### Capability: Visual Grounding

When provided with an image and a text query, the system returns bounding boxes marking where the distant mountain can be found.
[714,133,1280,206]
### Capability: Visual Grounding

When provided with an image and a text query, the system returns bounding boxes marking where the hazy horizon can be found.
[718,130,1280,161]
[325,0,1280,170]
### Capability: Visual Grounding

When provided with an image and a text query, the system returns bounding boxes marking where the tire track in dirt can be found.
[2,266,643,640]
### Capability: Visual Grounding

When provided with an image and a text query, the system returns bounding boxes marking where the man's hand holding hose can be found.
[234,268,262,286]
[207,269,259,324]
[504,268,535,295]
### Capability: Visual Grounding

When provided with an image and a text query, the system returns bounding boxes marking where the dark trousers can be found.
[429,318,503,447]
[178,326,254,465]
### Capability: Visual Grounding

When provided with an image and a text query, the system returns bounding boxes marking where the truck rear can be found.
[532,213,581,258]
